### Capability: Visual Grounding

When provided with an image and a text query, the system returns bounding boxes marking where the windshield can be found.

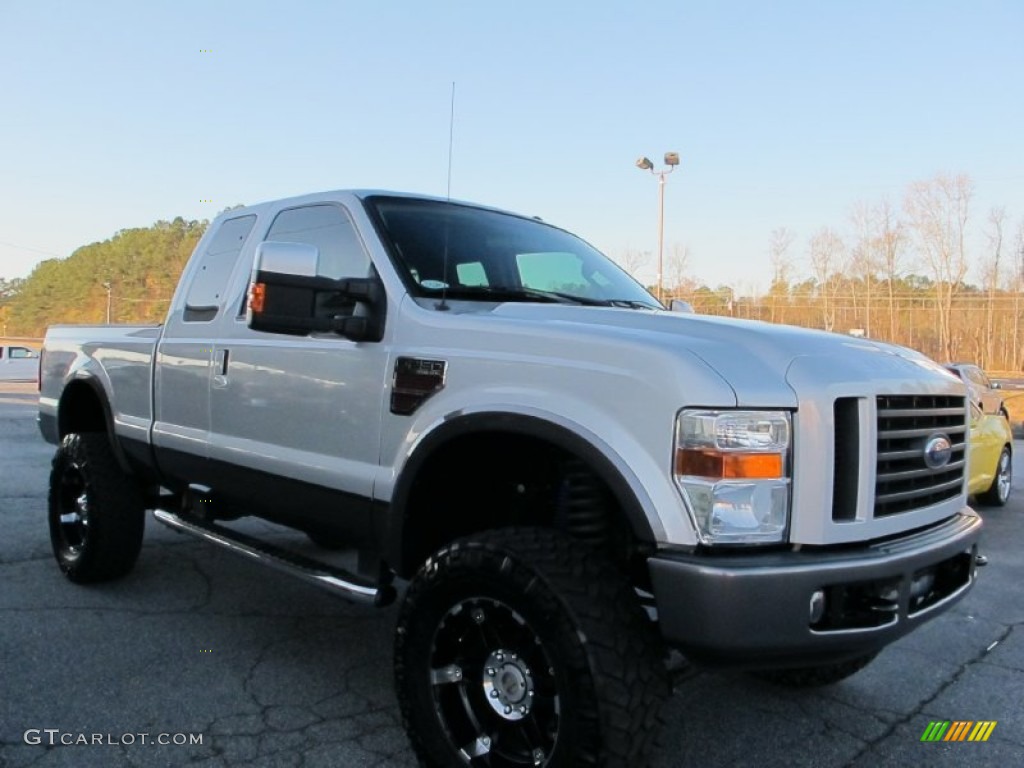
[364,196,661,309]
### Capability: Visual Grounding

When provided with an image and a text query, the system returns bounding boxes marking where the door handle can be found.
[212,349,230,389]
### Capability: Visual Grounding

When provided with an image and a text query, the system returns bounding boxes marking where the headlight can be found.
[674,410,791,545]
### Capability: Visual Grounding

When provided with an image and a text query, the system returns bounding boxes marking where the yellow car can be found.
[967,404,1013,506]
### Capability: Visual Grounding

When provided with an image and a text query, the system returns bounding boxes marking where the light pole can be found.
[635,152,679,303]
[102,282,112,324]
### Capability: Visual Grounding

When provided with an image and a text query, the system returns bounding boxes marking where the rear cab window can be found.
[182,215,257,322]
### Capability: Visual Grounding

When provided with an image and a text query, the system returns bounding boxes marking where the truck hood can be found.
[487,304,958,406]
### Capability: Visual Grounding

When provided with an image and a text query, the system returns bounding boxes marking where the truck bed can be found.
[38,324,162,446]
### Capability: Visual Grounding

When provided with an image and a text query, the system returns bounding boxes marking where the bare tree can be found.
[808,227,845,331]
[982,207,1006,368]
[848,202,879,336]
[903,173,973,361]
[768,227,796,324]
[618,248,650,278]
[1012,218,1024,370]
[872,199,905,341]
[665,243,691,297]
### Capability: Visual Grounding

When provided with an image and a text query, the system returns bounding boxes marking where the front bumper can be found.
[648,510,981,667]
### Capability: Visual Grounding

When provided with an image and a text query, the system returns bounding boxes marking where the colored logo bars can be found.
[921,721,997,742]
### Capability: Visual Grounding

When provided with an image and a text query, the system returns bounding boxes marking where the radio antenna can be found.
[446,81,456,200]
[437,81,456,311]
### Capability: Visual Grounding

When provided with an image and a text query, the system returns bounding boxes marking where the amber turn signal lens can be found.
[249,282,266,314]
[676,449,783,479]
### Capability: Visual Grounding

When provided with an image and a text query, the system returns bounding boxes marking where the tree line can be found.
[2,172,1022,370]
[0,218,206,337]
[647,173,1024,370]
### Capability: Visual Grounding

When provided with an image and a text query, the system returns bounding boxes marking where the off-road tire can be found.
[48,432,145,583]
[751,652,878,688]
[395,527,668,767]
[978,446,1012,507]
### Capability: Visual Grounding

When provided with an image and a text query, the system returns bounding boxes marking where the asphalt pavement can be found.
[1,381,1022,767]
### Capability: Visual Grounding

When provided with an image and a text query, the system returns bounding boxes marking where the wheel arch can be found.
[56,376,131,474]
[383,411,658,578]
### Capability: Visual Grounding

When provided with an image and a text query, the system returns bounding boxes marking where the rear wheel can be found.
[48,432,146,583]
[751,652,878,688]
[395,528,667,767]
[978,446,1012,507]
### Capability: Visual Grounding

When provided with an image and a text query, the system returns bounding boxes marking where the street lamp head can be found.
[635,156,654,171]
[664,152,680,167]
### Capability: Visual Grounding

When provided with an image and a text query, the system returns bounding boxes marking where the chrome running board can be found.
[152,509,394,606]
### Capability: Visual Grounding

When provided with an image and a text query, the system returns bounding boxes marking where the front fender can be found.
[378,399,696,575]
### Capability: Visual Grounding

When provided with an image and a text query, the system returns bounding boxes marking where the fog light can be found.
[911,572,935,602]
[809,589,826,625]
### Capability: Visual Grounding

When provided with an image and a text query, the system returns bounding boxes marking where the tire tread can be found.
[48,432,145,583]
[395,527,668,767]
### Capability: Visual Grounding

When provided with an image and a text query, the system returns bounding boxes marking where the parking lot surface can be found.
[1,381,1022,767]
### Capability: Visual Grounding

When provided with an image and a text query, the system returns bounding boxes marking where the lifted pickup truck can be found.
[39,190,981,767]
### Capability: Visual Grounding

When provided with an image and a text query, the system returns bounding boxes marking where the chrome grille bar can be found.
[875,395,967,517]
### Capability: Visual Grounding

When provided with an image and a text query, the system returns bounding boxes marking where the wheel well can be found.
[398,430,647,580]
[58,381,109,437]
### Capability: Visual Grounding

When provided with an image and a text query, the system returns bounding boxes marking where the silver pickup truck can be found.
[38,190,982,767]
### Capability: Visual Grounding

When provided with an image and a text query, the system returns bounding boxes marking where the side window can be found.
[970,399,983,426]
[9,347,37,359]
[184,215,257,322]
[265,204,370,280]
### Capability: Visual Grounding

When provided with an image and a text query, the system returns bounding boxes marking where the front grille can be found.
[875,395,966,517]
[832,398,860,522]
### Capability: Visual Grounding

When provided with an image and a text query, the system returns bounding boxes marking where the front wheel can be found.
[395,528,668,767]
[48,432,146,583]
[978,446,1012,507]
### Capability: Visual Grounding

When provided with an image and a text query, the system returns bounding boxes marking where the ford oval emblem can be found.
[923,434,953,469]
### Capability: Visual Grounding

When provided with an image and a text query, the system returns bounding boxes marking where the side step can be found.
[152,509,395,607]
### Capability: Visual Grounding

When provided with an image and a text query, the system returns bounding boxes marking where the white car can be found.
[945,363,1008,419]
[0,345,39,381]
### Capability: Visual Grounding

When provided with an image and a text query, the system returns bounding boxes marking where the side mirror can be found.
[991,381,1001,390]
[247,241,384,341]
[670,299,695,314]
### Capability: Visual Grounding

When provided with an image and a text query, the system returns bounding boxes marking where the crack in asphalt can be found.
[793,694,891,747]
[976,622,1024,673]
[838,621,1018,766]
[180,620,413,766]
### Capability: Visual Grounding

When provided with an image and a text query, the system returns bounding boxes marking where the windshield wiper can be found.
[612,299,662,310]
[423,284,660,309]
[428,285,606,305]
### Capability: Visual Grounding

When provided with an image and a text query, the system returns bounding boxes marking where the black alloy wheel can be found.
[48,433,145,583]
[395,528,667,768]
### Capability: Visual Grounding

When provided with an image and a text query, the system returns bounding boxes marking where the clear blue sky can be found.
[2,0,1021,291]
